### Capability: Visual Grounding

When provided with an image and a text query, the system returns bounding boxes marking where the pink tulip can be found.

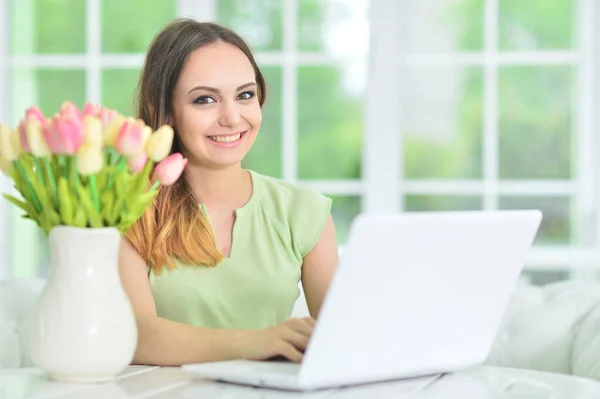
[128,151,148,173]
[53,112,84,154]
[115,119,145,158]
[154,153,188,186]
[100,107,118,127]
[82,102,102,118]
[59,101,83,123]
[26,105,47,124]
[43,116,64,153]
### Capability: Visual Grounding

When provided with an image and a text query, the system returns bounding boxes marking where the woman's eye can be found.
[238,91,255,100]
[193,96,215,105]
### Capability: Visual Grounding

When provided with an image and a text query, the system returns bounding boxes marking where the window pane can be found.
[499,196,571,245]
[330,196,361,244]
[102,69,140,117]
[217,0,283,51]
[11,69,86,118]
[498,0,574,50]
[243,67,282,177]
[298,66,364,179]
[102,0,176,53]
[404,195,482,212]
[298,0,369,54]
[402,0,483,53]
[11,0,85,54]
[403,67,483,179]
[499,66,573,180]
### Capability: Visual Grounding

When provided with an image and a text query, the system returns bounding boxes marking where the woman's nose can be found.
[218,102,242,127]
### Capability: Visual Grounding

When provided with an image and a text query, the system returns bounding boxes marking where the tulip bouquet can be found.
[0,101,187,235]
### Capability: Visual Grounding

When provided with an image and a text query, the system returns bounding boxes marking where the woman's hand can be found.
[235,317,316,363]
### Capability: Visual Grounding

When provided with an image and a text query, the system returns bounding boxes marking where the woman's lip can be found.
[205,130,248,147]
[206,130,247,138]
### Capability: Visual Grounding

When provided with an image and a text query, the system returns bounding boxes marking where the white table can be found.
[2,365,600,398]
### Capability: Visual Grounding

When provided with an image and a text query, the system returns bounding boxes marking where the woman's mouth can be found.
[206,131,247,147]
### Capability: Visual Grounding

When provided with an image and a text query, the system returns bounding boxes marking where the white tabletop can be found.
[2,365,600,399]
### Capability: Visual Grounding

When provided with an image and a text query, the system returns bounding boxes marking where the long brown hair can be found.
[126,19,267,273]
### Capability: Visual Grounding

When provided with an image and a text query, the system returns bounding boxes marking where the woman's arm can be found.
[301,214,339,319]
[119,239,314,365]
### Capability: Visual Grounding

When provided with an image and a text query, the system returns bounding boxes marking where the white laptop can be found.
[183,210,543,391]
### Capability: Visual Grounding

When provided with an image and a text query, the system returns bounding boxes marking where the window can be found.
[372,0,600,281]
[1,0,598,280]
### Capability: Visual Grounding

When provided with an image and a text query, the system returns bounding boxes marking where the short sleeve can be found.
[289,187,332,259]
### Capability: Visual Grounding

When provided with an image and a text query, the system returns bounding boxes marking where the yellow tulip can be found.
[141,125,152,147]
[145,125,174,162]
[0,156,12,176]
[26,118,51,157]
[102,114,126,147]
[83,115,103,147]
[76,143,104,176]
[0,123,21,161]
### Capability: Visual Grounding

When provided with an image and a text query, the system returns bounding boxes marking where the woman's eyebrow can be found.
[187,82,257,95]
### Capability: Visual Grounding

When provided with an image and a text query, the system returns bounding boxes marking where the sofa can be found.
[3,278,600,380]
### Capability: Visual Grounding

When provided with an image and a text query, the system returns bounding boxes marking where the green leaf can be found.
[3,194,35,216]
[57,177,74,225]
[73,206,87,228]
[100,190,115,222]
[76,183,103,228]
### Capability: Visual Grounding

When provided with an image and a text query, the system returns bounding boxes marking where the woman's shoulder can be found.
[250,170,332,258]
[250,170,330,209]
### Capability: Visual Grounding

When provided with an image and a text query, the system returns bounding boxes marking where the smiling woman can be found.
[120,19,339,367]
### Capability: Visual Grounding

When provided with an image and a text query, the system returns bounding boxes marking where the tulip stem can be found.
[117,157,127,172]
[107,149,122,189]
[149,181,160,192]
[14,160,42,213]
[58,156,67,178]
[89,176,100,213]
[33,157,44,185]
[69,157,79,194]
[43,157,59,210]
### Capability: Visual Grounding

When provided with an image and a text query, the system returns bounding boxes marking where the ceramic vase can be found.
[27,226,137,382]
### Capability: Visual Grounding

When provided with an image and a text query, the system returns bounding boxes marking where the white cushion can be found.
[485,280,600,379]
[0,278,45,368]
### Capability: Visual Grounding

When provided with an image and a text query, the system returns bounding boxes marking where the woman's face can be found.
[171,41,262,169]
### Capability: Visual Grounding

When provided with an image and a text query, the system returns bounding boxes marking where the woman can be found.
[119,18,339,366]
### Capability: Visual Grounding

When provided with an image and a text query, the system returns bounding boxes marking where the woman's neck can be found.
[183,164,252,210]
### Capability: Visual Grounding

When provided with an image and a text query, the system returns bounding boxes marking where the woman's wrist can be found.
[220,328,253,360]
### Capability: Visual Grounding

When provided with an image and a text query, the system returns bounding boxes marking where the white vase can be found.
[27,226,138,383]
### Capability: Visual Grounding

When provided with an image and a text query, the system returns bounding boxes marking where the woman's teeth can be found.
[209,133,242,143]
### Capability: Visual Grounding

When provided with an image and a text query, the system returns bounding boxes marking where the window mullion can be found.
[86,0,101,103]
[177,0,216,20]
[483,0,499,210]
[364,0,400,213]
[0,0,11,278]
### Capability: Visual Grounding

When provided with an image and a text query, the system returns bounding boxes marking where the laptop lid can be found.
[298,210,542,389]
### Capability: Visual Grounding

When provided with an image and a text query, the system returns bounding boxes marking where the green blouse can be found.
[149,170,332,329]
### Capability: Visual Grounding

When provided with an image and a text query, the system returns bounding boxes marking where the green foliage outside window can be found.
[8,0,578,276]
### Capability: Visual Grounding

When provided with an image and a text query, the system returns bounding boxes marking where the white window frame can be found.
[1,0,599,277]
[0,0,11,279]
[367,0,600,272]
